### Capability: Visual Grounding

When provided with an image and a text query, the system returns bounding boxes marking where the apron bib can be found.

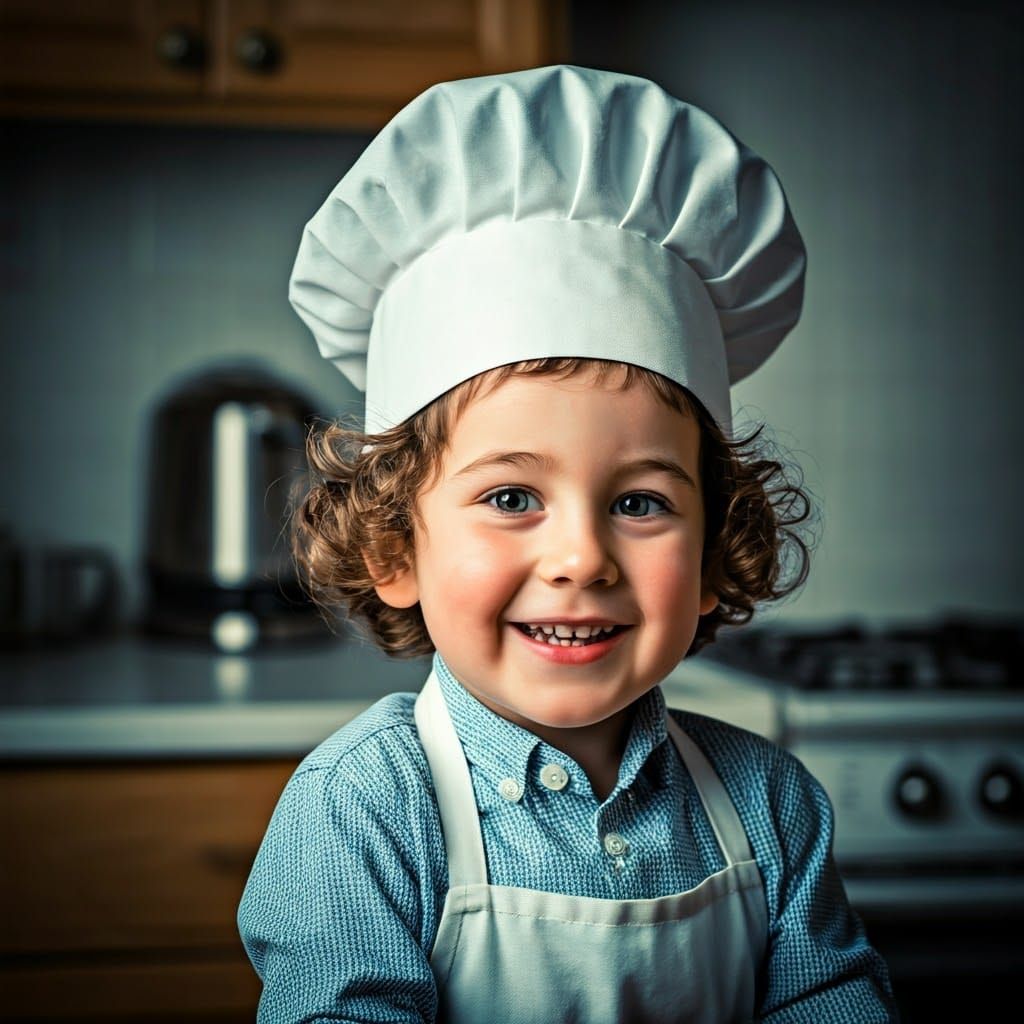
[414,671,769,1024]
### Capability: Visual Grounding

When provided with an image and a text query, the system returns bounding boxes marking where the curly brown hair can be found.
[290,358,815,659]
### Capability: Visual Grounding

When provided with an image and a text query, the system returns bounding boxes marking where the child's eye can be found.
[484,487,543,514]
[613,492,670,517]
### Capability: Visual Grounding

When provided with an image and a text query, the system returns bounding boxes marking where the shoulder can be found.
[244,690,446,909]
[665,705,831,848]
[278,691,437,828]
[666,705,781,785]
[238,691,448,991]
[297,690,421,770]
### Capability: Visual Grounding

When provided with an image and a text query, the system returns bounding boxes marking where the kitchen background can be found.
[3,2,1023,623]
[1,1,1021,1022]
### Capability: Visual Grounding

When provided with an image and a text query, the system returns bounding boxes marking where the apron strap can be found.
[666,714,755,868]
[414,671,489,886]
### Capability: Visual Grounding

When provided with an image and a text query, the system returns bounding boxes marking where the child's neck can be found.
[534,707,632,803]
[473,693,635,804]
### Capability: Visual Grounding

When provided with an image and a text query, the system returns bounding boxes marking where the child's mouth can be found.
[513,623,629,648]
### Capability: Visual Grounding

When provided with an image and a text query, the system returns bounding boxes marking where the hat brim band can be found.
[365,218,731,434]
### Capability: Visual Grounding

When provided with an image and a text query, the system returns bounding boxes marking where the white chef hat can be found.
[289,64,806,436]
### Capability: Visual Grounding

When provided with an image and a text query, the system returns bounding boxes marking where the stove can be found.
[702,616,1024,901]
[699,615,1024,1018]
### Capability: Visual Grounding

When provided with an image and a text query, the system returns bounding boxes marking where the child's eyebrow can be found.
[452,451,697,489]
[453,450,553,479]
[626,457,698,490]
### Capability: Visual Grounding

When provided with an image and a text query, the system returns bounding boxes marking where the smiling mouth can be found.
[513,623,630,647]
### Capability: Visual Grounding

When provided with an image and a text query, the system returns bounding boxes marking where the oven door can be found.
[843,870,1024,1022]
[781,693,1024,1022]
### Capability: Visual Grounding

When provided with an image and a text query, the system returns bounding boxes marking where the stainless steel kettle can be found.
[142,360,332,650]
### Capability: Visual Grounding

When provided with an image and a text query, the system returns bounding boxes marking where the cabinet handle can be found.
[156,26,206,70]
[235,30,282,73]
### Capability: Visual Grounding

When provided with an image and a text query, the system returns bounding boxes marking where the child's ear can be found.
[362,551,420,609]
[699,585,720,616]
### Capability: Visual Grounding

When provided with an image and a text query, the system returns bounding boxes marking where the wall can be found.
[1,0,1021,629]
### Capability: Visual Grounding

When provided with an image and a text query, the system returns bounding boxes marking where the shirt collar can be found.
[431,652,669,800]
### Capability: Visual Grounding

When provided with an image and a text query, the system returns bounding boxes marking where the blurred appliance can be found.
[142,361,332,651]
[0,528,119,650]
[702,616,1024,1016]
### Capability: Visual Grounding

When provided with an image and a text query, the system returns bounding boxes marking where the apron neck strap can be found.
[665,715,755,867]
[415,671,488,887]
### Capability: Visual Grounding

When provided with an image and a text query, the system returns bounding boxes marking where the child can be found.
[238,65,899,1023]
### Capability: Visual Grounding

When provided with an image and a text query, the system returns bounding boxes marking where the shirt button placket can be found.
[540,764,569,791]
[498,777,523,802]
[603,831,629,857]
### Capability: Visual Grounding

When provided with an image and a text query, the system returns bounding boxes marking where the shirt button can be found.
[540,764,569,791]
[603,832,629,857]
[498,777,523,802]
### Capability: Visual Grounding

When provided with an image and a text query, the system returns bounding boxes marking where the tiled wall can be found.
[1,1,1021,629]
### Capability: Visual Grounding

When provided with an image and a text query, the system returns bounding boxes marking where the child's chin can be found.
[525,702,625,731]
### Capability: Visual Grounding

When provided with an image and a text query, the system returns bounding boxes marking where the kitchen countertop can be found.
[0,629,780,759]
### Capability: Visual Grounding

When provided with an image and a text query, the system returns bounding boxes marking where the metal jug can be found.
[142,360,332,650]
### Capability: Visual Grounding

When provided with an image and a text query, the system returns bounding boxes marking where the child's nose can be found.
[536,510,620,589]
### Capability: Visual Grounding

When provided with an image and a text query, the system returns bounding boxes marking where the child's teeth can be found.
[521,622,621,645]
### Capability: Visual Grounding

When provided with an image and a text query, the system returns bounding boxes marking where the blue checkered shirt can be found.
[238,653,899,1022]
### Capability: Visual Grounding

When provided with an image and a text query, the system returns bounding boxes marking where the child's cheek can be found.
[422,522,527,628]
[447,526,523,594]
[634,536,706,612]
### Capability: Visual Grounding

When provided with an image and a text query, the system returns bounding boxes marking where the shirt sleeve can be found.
[237,762,439,1023]
[756,745,901,1023]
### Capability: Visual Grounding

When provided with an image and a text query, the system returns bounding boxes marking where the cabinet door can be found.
[0,0,207,97]
[0,0,567,127]
[0,758,296,1020]
[213,0,567,123]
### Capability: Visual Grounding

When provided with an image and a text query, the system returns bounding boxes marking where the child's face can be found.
[374,369,719,732]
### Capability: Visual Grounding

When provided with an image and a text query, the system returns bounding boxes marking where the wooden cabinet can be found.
[0,758,297,1022]
[0,0,569,128]
[0,1,207,98]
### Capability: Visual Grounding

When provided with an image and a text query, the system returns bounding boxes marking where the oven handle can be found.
[845,875,1024,915]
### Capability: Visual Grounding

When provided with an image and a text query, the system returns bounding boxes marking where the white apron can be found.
[413,671,769,1024]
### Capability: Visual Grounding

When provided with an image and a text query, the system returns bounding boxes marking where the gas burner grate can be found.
[701,615,1024,692]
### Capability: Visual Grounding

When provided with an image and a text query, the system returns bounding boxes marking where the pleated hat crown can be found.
[289,64,806,435]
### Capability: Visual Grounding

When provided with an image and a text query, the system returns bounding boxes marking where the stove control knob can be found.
[892,765,946,819]
[978,762,1024,819]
